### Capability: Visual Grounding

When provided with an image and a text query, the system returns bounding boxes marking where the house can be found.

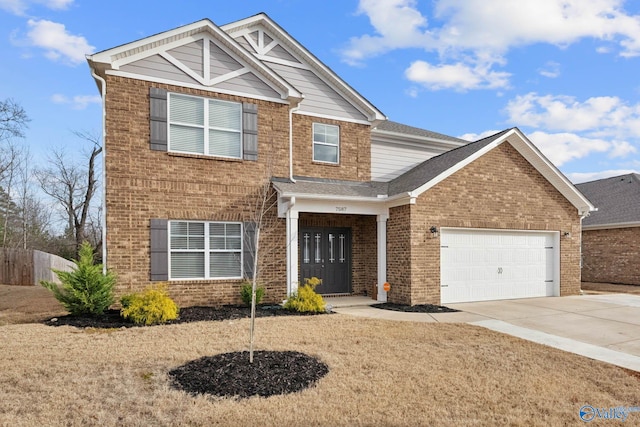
[86,13,594,306]
[576,174,640,286]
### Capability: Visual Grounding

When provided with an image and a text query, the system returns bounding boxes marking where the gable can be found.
[222,15,386,124]
[388,129,593,216]
[417,142,578,222]
[88,19,301,104]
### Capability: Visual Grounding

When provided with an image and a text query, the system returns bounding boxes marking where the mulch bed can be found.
[44,305,330,399]
[169,350,329,399]
[44,304,325,328]
[371,302,459,313]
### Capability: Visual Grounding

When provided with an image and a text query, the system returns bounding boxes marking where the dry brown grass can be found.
[1,314,639,426]
[0,284,66,325]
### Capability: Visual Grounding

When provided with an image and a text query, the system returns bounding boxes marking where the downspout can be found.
[91,68,107,274]
[289,104,300,183]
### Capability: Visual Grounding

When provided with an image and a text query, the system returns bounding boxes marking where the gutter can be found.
[91,67,107,273]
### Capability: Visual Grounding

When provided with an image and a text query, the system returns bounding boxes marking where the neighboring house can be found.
[576,174,640,286]
[86,13,594,306]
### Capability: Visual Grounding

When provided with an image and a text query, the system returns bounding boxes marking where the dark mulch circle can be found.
[44,304,327,328]
[169,350,329,399]
[371,302,459,313]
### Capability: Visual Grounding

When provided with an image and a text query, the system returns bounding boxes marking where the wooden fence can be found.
[0,248,74,286]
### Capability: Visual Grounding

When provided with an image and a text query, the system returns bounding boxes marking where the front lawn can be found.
[1,315,638,426]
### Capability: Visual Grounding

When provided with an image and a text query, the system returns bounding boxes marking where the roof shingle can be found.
[576,173,640,226]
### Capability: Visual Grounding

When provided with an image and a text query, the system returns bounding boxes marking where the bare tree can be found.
[247,159,280,363]
[0,98,29,142]
[35,131,102,257]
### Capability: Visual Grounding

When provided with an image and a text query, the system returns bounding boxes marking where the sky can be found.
[1,0,640,183]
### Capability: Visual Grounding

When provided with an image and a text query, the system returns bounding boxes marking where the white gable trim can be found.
[411,129,595,215]
[293,110,372,126]
[88,19,302,103]
[222,14,386,123]
[103,70,290,104]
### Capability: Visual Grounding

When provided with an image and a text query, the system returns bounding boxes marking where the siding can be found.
[121,55,200,85]
[267,62,367,122]
[168,40,203,77]
[371,141,448,182]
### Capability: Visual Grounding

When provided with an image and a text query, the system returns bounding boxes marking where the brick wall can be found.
[582,227,640,285]
[104,76,368,306]
[387,141,582,305]
[386,205,412,305]
[292,115,371,181]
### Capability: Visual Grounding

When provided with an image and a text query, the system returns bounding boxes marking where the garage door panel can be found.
[441,229,558,304]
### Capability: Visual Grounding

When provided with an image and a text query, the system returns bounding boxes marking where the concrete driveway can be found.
[332,294,640,371]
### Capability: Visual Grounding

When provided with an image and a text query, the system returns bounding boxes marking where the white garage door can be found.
[440,228,558,304]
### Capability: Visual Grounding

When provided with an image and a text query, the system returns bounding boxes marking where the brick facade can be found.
[582,227,640,285]
[386,142,582,305]
[104,76,372,306]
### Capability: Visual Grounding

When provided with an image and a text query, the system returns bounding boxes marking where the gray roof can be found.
[388,129,511,195]
[576,173,640,227]
[272,176,388,199]
[273,129,512,199]
[373,121,467,144]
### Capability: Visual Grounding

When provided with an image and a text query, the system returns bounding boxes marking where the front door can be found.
[299,227,351,294]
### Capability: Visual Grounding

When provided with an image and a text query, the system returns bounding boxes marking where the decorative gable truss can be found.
[87,20,302,104]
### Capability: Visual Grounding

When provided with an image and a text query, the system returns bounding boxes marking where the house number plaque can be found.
[335,206,347,212]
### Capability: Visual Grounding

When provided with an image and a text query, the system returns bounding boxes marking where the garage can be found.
[440,228,559,304]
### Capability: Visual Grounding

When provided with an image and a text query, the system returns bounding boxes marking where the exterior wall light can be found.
[563,231,571,238]
[430,226,439,238]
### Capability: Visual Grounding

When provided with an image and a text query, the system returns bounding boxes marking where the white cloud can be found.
[51,93,101,109]
[504,92,640,138]
[568,169,639,183]
[527,131,611,166]
[341,0,640,90]
[0,0,72,15]
[25,19,94,65]
[538,61,561,78]
[405,60,510,91]
[341,0,434,66]
[458,130,502,141]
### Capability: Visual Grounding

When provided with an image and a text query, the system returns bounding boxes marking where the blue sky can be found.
[2,0,640,183]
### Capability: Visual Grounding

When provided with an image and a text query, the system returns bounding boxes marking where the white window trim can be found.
[168,220,243,280]
[312,122,340,164]
[168,93,243,159]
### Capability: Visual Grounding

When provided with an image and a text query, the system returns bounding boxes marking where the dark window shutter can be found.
[242,102,258,161]
[243,222,257,280]
[150,219,169,281]
[150,88,168,151]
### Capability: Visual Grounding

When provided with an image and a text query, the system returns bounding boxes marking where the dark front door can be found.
[300,227,351,294]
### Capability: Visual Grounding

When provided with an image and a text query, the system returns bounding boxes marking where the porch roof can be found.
[272,176,388,200]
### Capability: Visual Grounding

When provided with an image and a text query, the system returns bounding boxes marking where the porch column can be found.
[286,209,299,297]
[377,213,388,302]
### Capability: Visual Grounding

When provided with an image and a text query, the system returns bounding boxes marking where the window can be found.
[169,221,242,279]
[313,123,339,163]
[168,93,242,158]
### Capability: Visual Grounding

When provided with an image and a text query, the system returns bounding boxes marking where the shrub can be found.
[120,285,179,325]
[284,277,326,313]
[41,242,116,316]
[240,282,265,306]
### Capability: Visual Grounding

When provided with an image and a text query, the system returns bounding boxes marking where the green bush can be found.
[240,282,265,306]
[284,277,326,313]
[120,285,179,325]
[41,242,116,316]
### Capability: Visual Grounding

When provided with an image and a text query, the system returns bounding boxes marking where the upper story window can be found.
[313,123,340,164]
[168,93,242,158]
